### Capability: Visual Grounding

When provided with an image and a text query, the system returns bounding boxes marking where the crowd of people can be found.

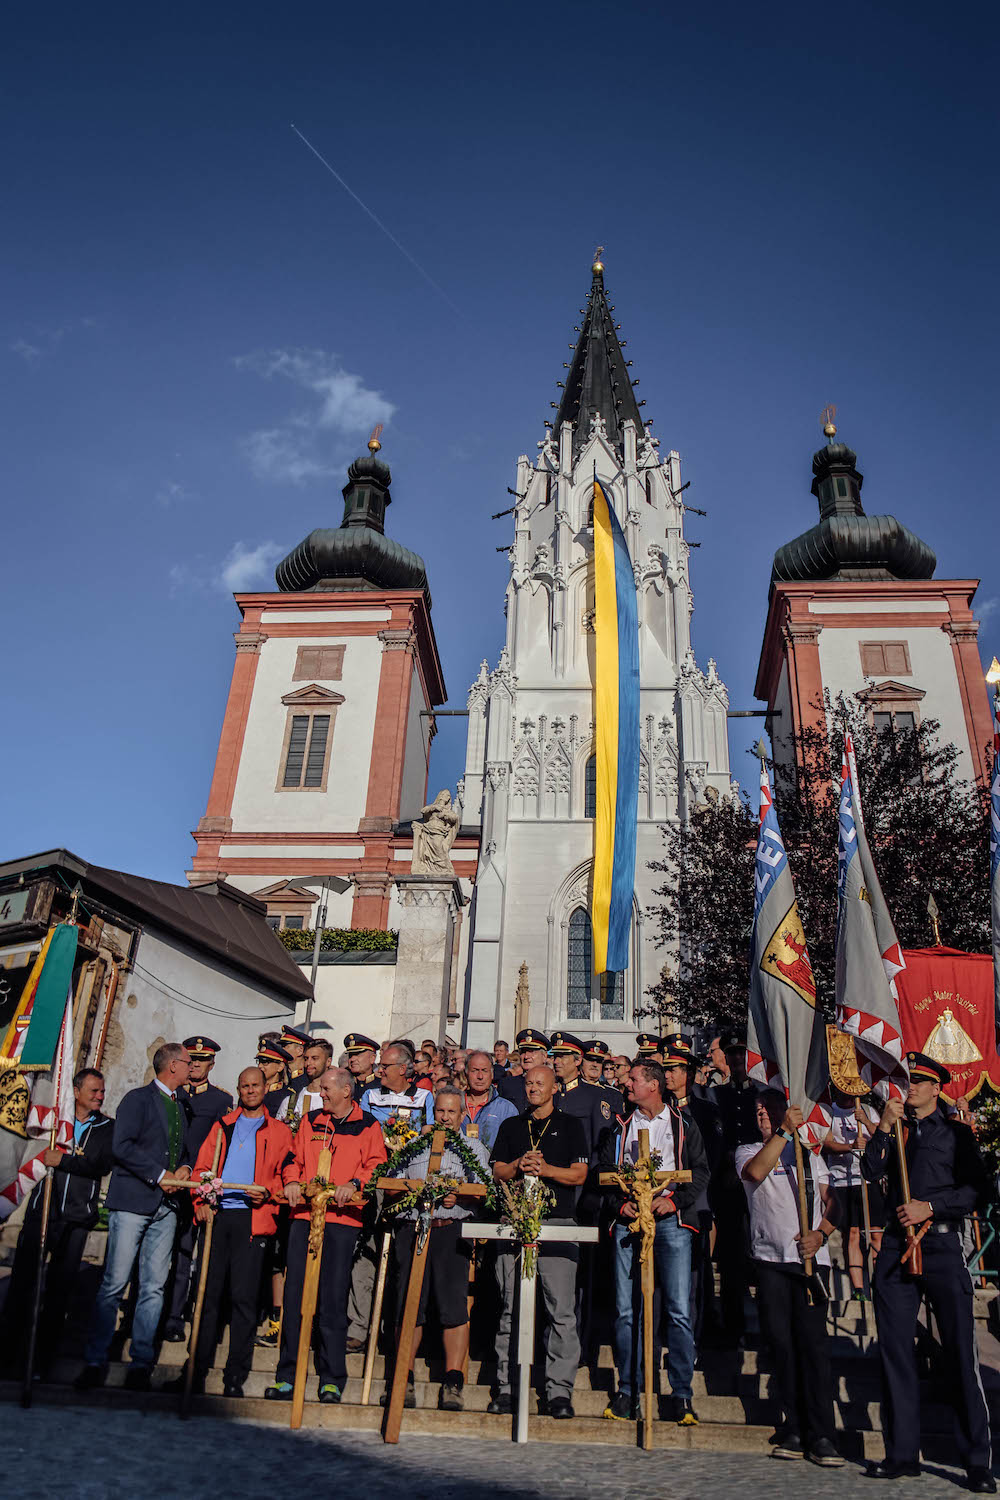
[0,1024,994,1488]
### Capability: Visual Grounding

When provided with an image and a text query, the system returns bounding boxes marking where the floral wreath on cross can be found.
[366,1126,496,1214]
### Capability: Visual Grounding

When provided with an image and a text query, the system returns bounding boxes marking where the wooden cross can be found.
[379,1127,487,1444]
[599,1126,691,1450]
[460,1218,600,1444]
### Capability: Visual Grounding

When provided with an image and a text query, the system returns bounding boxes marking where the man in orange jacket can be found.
[265,1067,386,1405]
[172,1066,293,1398]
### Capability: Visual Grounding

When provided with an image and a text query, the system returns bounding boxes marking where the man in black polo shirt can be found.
[489,1065,588,1420]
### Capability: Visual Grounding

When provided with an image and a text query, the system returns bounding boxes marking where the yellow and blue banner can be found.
[592,479,639,974]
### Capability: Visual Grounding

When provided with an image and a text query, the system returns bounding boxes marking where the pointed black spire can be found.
[553,254,644,453]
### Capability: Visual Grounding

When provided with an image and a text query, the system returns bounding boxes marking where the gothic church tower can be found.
[461,257,731,1051]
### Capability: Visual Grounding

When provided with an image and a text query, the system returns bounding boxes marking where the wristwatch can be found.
[777,1127,794,1142]
[349,1177,362,1192]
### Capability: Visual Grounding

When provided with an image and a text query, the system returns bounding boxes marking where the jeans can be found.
[612,1214,694,1400]
[84,1202,178,1368]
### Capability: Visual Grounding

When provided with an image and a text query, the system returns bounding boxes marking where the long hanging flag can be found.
[592,478,640,975]
[835,733,909,1100]
[0,922,79,1219]
[746,759,830,1146]
[991,695,1000,1046]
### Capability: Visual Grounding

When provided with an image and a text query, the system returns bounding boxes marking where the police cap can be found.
[549,1031,584,1055]
[183,1036,220,1059]
[515,1028,550,1052]
[344,1033,379,1055]
[906,1051,951,1087]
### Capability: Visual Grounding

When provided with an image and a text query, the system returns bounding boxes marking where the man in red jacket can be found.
[173,1067,293,1398]
[265,1068,386,1405]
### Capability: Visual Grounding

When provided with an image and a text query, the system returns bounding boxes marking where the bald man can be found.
[173,1068,293,1398]
[489,1065,589,1419]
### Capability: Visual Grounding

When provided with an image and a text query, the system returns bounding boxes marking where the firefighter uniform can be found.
[862,1052,993,1488]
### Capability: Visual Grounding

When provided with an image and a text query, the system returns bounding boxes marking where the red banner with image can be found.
[895,946,1000,1103]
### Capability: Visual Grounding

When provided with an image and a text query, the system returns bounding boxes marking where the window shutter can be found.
[283,715,310,786]
[304,715,330,786]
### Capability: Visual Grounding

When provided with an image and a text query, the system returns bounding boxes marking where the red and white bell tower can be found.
[187,441,475,941]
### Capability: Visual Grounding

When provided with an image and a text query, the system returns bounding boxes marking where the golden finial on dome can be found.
[821,403,838,439]
[592,244,605,274]
[368,422,383,454]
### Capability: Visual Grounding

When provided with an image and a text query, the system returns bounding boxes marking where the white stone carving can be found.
[411,790,460,877]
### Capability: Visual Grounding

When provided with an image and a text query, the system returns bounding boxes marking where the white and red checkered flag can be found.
[747,759,831,1147]
[0,923,78,1219]
[835,733,909,1101]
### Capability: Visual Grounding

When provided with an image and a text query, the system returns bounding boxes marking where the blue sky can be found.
[4,1,996,883]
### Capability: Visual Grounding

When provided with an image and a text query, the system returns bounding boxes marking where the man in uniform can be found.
[862,1051,994,1490]
[164,1037,232,1341]
[344,1033,379,1101]
[712,1029,756,1345]
[280,1026,311,1091]
[635,1032,662,1061]
[662,1036,725,1347]
[583,1040,626,1117]
[498,1029,550,1112]
[492,1039,511,1085]
[258,1039,295,1118]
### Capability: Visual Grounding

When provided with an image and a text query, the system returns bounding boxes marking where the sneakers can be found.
[807,1439,845,1468]
[319,1384,342,1404]
[264,1381,293,1401]
[74,1364,107,1392]
[379,1374,415,1409]
[674,1398,699,1426]
[487,1392,513,1414]
[603,1391,637,1420]
[771,1435,805,1460]
[439,1371,464,1411]
[255,1318,280,1348]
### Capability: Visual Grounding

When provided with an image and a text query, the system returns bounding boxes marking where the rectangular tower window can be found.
[280,711,335,790]
[860,641,911,676]
[293,645,345,681]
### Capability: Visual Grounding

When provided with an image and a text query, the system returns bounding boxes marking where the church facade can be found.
[459,258,731,1050]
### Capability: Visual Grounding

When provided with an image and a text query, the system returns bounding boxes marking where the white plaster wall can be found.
[97,927,297,1110]
[398,664,430,824]
[816,623,974,781]
[230,633,382,831]
[291,960,397,1052]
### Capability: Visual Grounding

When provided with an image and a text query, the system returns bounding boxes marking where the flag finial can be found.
[927,891,942,946]
[820,403,837,439]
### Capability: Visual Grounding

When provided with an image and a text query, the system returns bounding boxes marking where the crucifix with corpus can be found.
[599,1122,692,1448]
[374,1106,491,1443]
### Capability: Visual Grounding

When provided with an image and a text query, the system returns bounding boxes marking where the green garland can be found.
[367,1126,496,1212]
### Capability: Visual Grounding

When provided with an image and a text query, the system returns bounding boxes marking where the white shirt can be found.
[823,1101,878,1188]
[277,1084,322,1120]
[622,1106,676,1172]
[736,1141,831,1266]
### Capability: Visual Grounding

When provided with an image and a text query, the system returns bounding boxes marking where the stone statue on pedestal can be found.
[411,790,460,877]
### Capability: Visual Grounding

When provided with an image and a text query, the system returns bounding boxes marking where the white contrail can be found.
[290,123,463,318]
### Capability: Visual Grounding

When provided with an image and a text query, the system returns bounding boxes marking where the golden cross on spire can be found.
[592,245,605,274]
[821,404,838,439]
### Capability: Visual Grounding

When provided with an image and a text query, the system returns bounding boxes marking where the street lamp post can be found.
[287,873,352,1032]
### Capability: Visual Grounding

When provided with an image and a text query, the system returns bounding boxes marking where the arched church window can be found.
[600,970,624,1021]
[584,755,596,818]
[566,907,592,1020]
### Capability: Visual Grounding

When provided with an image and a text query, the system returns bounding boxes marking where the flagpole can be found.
[22,900,80,1406]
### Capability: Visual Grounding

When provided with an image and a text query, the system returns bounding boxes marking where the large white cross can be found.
[461,1221,599,1444]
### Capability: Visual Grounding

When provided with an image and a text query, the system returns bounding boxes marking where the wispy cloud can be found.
[235,347,395,484]
[9,317,98,366]
[975,596,999,626]
[10,339,42,366]
[169,539,286,597]
[155,480,197,509]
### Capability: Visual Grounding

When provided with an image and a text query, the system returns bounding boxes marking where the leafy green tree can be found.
[645,695,990,1033]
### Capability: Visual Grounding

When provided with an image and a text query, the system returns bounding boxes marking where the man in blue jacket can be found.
[75,1042,193,1391]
